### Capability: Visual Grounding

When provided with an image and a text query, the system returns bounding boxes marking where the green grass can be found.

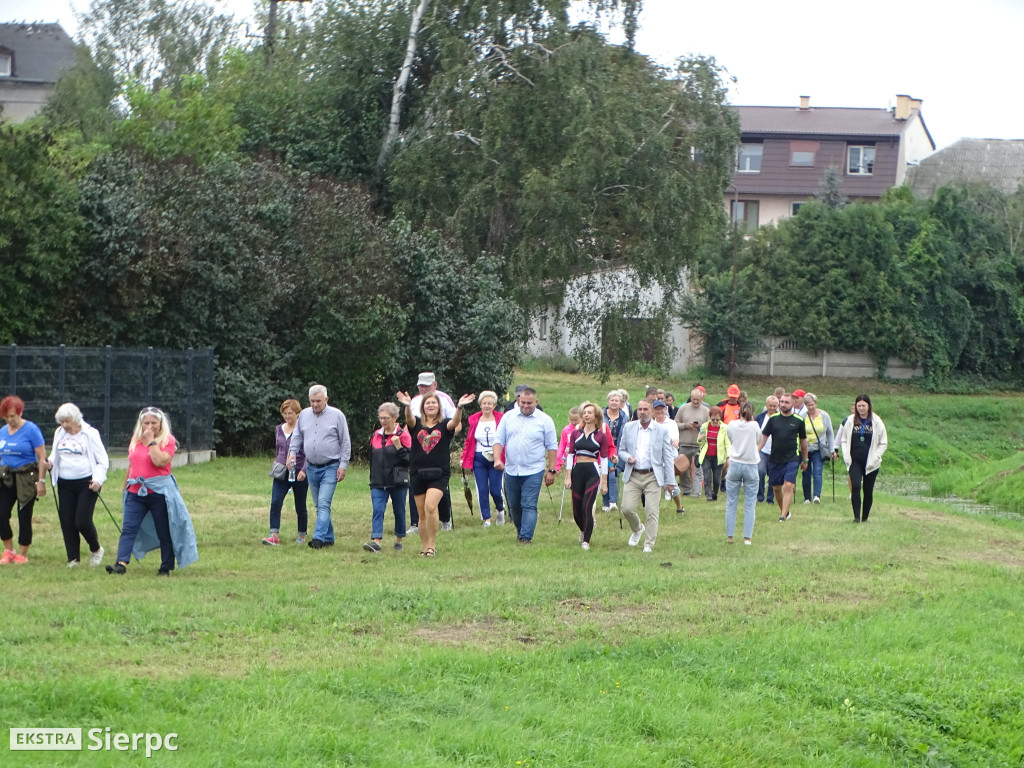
[4,371,1024,766]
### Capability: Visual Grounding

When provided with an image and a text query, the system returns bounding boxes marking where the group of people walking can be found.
[0,375,887,569]
[0,396,197,574]
[260,375,888,558]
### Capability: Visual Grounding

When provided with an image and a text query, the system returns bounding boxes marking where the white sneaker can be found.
[642,546,653,553]
[408,525,419,534]
[495,512,505,526]
[67,560,80,568]
[88,546,104,567]
[628,524,645,547]
[581,542,590,550]
[601,505,611,513]
[812,496,820,504]
[609,502,619,512]
[441,521,453,531]
[483,519,491,527]
[803,499,811,504]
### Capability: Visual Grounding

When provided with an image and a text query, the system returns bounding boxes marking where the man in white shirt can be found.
[616,400,677,553]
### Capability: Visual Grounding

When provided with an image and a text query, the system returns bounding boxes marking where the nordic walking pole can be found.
[557,483,565,524]
[96,492,122,535]
[831,452,835,504]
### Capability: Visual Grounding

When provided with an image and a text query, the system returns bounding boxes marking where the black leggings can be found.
[570,462,601,543]
[56,477,101,562]
[848,462,879,521]
[0,483,35,546]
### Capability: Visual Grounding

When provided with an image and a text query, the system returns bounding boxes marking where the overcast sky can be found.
[7,0,1023,151]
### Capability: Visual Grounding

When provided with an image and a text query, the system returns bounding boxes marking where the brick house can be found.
[727,94,935,229]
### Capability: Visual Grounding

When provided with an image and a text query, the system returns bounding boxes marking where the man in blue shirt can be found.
[289,385,351,549]
[493,388,557,544]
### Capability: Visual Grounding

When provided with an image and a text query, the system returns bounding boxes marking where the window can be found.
[789,140,819,167]
[690,146,704,164]
[848,145,875,174]
[730,200,759,233]
[736,143,762,173]
[791,202,805,216]
[0,54,11,78]
[538,314,548,341]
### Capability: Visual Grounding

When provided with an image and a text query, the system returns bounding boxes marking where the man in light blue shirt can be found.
[493,388,557,543]
[289,384,351,549]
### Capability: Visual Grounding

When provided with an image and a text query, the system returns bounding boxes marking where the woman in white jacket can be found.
[48,403,109,567]
[840,394,887,523]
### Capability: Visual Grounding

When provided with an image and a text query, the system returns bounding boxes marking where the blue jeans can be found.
[269,477,308,535]
[725,462,758,539]
[305,462,339,544]
[758,453,774,503]
[602,464,621,507]
[473,453,504,520]
[802,454,827,501]
[118,491,173,570]
[370,486,407,539]
[504,470,544,541]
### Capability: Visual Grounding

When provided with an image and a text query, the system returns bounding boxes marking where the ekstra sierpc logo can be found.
[10,728,178,756]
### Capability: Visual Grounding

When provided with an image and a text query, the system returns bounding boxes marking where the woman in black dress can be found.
[396,389,475,556]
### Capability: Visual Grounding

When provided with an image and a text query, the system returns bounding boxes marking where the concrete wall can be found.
[737,340,922,379]
[0,82,55,122]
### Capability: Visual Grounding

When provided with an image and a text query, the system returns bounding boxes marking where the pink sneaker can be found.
[262,533,280,546]
[0,549,15,564]
[11,553,27,564]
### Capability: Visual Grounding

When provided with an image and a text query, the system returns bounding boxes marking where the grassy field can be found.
[3,370,1023,766]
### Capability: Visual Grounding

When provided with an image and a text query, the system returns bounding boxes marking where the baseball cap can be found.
[417,372,436,387]
[792,388,806,398]
[652,400,667,408]
[727,384,740,397]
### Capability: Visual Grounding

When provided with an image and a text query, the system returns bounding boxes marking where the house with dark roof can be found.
[0,22,78,122]
[905,138,1024,198]
[727,94,935,229]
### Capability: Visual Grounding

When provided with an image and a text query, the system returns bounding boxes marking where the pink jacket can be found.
[460,410,503,469]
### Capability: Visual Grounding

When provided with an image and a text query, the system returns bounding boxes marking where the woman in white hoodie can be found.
[48,403,109,567]
[840,394,887,523]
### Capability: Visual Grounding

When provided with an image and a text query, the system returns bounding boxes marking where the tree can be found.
[78,0,239,92]
[815,166,847,209]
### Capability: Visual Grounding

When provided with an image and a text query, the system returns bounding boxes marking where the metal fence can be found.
[1,345,215,453]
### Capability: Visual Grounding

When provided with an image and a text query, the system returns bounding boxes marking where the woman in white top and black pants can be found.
[48,403,109,567]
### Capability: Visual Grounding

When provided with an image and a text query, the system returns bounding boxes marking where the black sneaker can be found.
[363,541,382,553]
[105,563,127,575]
[157,568,171,576]
[308,539,325,550]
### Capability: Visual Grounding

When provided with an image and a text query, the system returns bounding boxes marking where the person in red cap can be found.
[717,385,743,425]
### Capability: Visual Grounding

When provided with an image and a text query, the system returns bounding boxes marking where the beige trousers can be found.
[621,470,662,549]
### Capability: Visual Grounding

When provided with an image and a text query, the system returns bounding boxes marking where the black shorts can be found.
[411,468,450,496]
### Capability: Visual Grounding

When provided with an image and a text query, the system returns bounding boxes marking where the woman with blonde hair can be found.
[107,407,197,576]
[563,403,612,550]
[48,403,109,567]
[263,399,308,546]
[460,390,504,526]
[397,389,475,557]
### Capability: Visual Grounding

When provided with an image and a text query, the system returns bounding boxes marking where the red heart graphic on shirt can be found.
[418,429,442,453]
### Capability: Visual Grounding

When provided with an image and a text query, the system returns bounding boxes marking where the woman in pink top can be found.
[107,407,175,575]
[555,406,582,472]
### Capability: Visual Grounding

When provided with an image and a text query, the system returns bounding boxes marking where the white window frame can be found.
[538,314,548,341]
[847,145,875,175]
[0,54,11,78]
[736,143,763,173]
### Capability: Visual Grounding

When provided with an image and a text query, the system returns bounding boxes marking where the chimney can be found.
[799,95,810,111]
[894,94,912,120]
[909,97,923,113]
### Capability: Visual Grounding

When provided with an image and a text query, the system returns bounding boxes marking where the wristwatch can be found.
[547,469,556,475]
[148,441,158,447]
